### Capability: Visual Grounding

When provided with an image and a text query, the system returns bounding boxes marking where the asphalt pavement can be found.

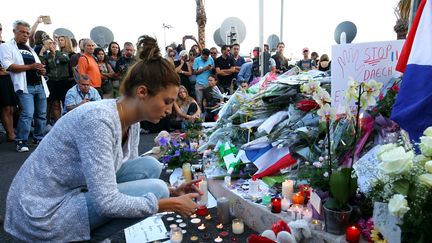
[0,131,156,243]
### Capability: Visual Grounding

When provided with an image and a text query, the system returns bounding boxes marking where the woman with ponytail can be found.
[4,36,202,242]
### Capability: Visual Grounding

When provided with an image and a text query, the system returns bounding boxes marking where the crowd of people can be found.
[0,16,331,152]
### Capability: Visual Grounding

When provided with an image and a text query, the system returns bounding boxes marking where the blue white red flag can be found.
[391,0,432,142]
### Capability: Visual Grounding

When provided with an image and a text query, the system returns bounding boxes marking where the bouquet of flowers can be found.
[153,131,200,169]
[359,127,432,243]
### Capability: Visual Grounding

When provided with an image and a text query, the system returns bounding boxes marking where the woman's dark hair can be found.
[94,47,107,62]
[34,30,47,45]
[208,74,218,82]
[107,41,121,58]
[120,35,180,97]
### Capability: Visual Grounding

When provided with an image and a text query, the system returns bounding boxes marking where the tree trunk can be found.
[196,0,207,48]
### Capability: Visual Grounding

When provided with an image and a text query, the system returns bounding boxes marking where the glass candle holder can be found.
[170,226,183,243]
[232,218,244,235]
[271,197,282,213]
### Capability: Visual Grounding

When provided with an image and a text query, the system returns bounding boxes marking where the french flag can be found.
[391,0,432,142]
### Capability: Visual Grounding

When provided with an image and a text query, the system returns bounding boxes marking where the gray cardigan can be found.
[4,99,158,242]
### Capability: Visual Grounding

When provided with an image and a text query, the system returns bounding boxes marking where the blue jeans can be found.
[86,156,169,241]
[16,84,47,142]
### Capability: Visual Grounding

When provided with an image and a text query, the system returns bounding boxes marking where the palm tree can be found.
[394,0,411,39]
[196,0,207,48]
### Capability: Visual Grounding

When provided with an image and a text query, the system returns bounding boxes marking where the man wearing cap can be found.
[0,20,49,152]
[296,47,316,71]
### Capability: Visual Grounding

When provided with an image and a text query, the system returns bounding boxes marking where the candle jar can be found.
[197,174,208,205]
[292,192,305,205]
[310,219,322,231]
[232,218,244,235]
[170,226,183,243]
[271,197,282,213]
[196,201,208,216]
[182,163,192,182]
[282,179,294,199]
[217,197,230,224]
[346,225,361,243]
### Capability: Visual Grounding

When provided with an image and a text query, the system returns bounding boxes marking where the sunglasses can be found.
[303,50,309,53]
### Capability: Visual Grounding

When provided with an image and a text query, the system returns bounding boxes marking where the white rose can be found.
[423,127,432,137]
[378,146,414,176]
[377,143,398,162]
[388,194,410,219]
[420,136,432,157]
[414,155,431,166]
[313,162,322,168]
[419,174,432,188]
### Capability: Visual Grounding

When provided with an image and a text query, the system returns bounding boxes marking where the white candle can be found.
[282,180,294,199]
[281,198,290,211]
[198,223,206,231]
[232,218,244,234]
[170,227,183,243]
[224,175,231,187]
[198,180,208,204]
[302,208,313,222]
[214,236,223,242]
[310,219,322,230]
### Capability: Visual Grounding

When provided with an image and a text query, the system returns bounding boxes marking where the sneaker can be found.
[16,141,29,152]
[32,139,42,146]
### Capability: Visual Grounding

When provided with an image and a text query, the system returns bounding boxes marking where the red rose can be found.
[296,100,319,112]
[378,94,384,100]
[391,85,400,93]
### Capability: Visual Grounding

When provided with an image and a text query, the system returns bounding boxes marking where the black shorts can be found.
[0,75,18,107]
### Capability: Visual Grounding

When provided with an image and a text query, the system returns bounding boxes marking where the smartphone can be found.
[42,16,52,25]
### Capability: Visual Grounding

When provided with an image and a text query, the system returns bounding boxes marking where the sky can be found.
[0,0,400,59]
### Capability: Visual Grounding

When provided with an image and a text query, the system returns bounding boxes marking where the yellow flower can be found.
[312,88,331,107]
[300,80,321,94]
[360,80,383,108]
[317,103,335,122]
[345,77,358,102]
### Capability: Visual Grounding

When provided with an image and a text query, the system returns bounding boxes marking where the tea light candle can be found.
[281,198,290,211]
[214,236,223,242]
[198,223,206,231]
[311,219,322,230]
[205,214,212,220]
[170,227,183,243]
[232,218,244,235]
[282,179,294,199]
[216,223,224,230]
[292,192,305,205]
[271,197,282,213]
[346,225,361,243]
[190,214,197,218]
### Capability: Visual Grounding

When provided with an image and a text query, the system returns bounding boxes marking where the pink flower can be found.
[378,93,384,100]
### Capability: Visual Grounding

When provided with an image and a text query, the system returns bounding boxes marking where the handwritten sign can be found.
[124,215,168,243]
[331,40,404,108]
[373,202,401,243]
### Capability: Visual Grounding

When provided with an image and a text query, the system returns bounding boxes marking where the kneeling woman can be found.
[4,36,201,242]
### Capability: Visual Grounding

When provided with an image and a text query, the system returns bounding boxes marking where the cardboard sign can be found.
[373,202,401,243]
[331,40,404,108]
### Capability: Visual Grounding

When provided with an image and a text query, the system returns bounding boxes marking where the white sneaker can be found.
[16,141,29,152]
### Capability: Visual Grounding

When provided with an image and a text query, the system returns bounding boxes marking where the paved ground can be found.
[0,131,156,243]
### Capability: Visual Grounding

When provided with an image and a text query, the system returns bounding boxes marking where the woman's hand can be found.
[171,179,203,197]
[174,193,200,217]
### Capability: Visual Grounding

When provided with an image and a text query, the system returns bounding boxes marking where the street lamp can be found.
[163,23,173,49]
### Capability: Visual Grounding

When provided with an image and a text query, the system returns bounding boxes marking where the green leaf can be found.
[324,198,340,210]
[394,179,410,196]
[329,168,357,208]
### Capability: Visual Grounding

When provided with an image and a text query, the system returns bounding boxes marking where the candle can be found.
[249,176,259,195]
[292,192,305,205]
[232,218,244,234]
[214,236,223,242]
[281,198,290,211]
[190,235,199,242]
[198,179,208,205]
[182,163,192,182]
[346,225,361,243]
[216,223,224,230]
[198,223,206,231]
[190,214,197,218]
[170,226,183,243]
[196,203,208,216]
[224,175,231,187]
[310,219,322,230]
[217,197,230,224]
[282,180,294,199]
[271,197,282,213]
[302,208,313,222]
[205,214,212,220]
